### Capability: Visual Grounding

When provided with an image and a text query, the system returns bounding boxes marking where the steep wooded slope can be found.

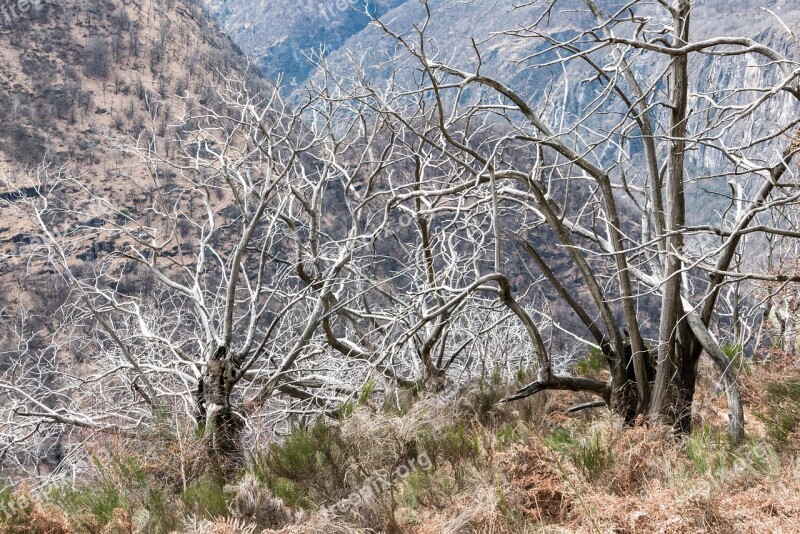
[0,0,266,313]
[0,0,256,175]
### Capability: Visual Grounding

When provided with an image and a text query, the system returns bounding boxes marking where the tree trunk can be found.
[686,307,745,444]
[196,348,244,478]
[787,296,798,356]
[675,332,699,436]
[649,0,690,426]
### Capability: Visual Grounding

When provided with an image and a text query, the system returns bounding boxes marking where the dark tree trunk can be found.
[675,349,699,436]
[610,320,703,437]
[196,347,244,478]
[612,379,639,426]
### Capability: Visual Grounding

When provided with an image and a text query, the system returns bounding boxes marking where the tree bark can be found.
[685,307,745,444]
[649,0,690,425]
[197,347,244,478]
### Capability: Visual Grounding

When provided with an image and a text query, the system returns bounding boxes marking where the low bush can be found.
[264,420,350,504]
[756,379,800,451]
[572,347,607,377]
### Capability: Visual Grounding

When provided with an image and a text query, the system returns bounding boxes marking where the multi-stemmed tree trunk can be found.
[195,346,244,475]
[648,0,692,431]
[346,0,800,442]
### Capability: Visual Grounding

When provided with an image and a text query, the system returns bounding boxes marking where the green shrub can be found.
[685,424,733,476]
[0,487,32,524]
[494,423,526,450]
[418,421,481,487]
[401,470,430,510]
[469,371,505,425]
[51,480,123,527]
[733,440,780,479]
[182,474,229,519]
[137,489,178,533]
[442,422,481,466]
[268,477,317,511]
[50,447,200,532]
[573,347,606,377]
[763,411,798,450]
[756,379,800,451]
[338,400,356,420]
[544,425,611,481]
[571,431,613,481]
[265,420,349,503]
[515,367,532,383]
[358,379,378,405]
[543,426,577,452]
[247,451,318,509]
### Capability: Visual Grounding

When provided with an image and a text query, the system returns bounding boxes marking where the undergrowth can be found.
[3,361,800,533]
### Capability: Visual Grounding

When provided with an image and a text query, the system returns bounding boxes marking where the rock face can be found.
[202,0,799,90]
[201,0,407,84]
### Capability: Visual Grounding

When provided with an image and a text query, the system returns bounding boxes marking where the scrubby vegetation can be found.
[3,357,799,533]
[1,2,799,533]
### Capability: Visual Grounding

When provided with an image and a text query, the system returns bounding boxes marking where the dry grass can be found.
[497,442,572,524]
[5,361,800,533]
[0,498,72,534]
[387,361,800,533]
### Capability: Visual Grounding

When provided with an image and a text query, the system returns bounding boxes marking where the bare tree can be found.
[0,67,547,482]
[313,0,800,442]
[2,0,800,488]
[0,77,387,479]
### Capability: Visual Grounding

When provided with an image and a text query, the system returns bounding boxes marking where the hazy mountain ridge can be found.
[314,0,799,221]
[202,0,800,89]
[209,0,799,208]
[201,0,408,84]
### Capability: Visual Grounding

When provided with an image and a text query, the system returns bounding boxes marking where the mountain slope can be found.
[314,0,799,223]
[318,0,800,96]
[0,0,257,176]
[0,0,266,315]
[201,0,407,84]
[199,0,800,90]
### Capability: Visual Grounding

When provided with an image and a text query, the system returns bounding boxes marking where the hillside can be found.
[0,0,266,311]
[0,0,257,174]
